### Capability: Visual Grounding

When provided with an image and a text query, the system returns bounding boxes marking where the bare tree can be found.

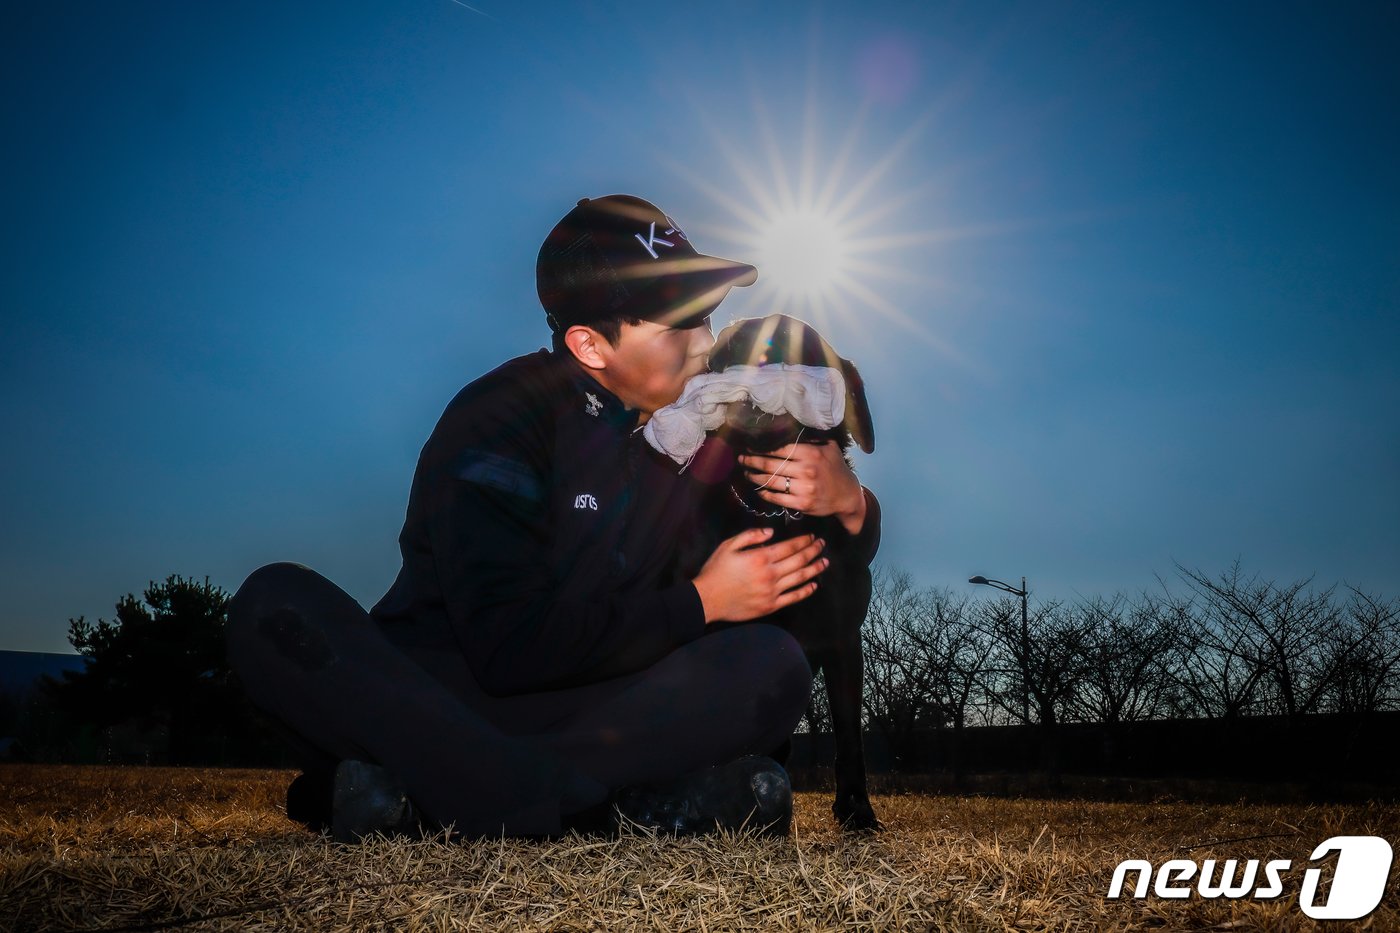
[856,561,1393,782]
[970,594,1091,774]
[1167,574,1269,720]
[1175,562,1349,727]
[1069,592,1184,726]
[1067,591,1186,767]
[889,586,990,782]
[862,569,941,770]
[1323,586,1400,716]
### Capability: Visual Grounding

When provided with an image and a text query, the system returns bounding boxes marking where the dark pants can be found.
[225,562,812,837]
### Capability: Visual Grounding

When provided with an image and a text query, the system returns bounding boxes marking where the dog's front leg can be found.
[824,638,881,831]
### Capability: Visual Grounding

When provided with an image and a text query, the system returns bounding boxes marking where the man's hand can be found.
[739,441,868,536]
[692,528,827,624]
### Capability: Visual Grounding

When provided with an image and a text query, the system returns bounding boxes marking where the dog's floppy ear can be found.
[840,357,875,454]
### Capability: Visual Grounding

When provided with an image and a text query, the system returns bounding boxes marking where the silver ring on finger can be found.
[784,476,792,494]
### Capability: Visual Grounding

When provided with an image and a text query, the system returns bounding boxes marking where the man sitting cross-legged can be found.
[226,194,880,840]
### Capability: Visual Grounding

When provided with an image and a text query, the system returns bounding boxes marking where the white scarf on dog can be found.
[642,364,846,467]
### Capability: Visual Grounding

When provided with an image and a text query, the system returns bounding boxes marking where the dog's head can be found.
[708,314,874,455]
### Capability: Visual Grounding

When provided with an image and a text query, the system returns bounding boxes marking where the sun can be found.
[665,90,963,361]
[754,209,851,302]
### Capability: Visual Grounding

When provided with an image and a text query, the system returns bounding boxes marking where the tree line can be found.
[17,576,287,765]
[801,562,1400,778]
[13,564,1399,774]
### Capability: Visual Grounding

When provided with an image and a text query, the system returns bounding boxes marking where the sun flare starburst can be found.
[755,210,850,302]
[668,83,970,368]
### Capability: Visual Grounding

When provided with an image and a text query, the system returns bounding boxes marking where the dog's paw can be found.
[832,795,883,833]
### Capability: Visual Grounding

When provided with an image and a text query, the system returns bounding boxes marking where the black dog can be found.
[676,314,880,831]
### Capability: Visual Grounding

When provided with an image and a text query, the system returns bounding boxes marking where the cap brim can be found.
[716,258,758,288]
[627,255,758,328]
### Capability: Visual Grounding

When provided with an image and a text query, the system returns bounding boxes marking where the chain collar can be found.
[729,483,804,522]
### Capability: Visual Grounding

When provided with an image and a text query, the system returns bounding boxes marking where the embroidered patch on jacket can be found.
[458,450,543,502]
[584,392,602,417]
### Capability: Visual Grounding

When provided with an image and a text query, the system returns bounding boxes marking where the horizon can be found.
[4,1,1398,653]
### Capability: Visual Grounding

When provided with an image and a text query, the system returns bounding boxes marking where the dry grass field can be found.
[1,764,1396,932]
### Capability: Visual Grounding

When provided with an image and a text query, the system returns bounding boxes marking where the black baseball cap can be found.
[537,194,758,333]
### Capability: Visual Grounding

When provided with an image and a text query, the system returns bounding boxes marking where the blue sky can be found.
[3,1,1397,653]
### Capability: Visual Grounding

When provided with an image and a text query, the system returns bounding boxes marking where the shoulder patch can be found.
[457,450,544,502]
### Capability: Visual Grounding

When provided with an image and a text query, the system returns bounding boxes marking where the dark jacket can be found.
[372,349,708,696]
[371,348,881,697]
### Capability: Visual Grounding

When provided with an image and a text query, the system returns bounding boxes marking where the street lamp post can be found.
[969,574,1030,724]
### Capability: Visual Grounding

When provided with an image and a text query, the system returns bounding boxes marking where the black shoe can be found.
[612,755,793,838]
[331,759,422,843]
